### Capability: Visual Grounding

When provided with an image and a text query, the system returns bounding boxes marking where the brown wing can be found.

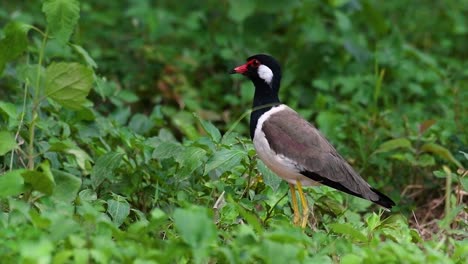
[262,106,395,208]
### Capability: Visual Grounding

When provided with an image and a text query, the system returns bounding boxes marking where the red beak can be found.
[230,63,249,74]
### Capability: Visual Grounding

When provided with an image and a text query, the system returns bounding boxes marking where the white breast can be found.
[253,105,318,186]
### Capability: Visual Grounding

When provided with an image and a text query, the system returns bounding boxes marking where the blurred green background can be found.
[0,0,467,262]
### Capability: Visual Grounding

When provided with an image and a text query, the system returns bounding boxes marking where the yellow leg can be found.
[296,181,309,228]
[289,183,300,226]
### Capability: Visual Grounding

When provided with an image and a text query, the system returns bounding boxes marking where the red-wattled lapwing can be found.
[230,54,395,228]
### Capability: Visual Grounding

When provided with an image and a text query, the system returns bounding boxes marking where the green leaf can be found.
[90,152,123,189]
[439,204,465,229]
[257,160,282,192]
[19,239,54,263]
[78,189,97,202]
[16,64,46,88]
[175,146,207,177]
[0,21,31,74]
[45,62,94,110]
[107,197,130,227]
[228,195,263,234]
[460,151,468,161]
[194,113,221,142]
[0,169,25,197]
[22,161,56,195]
[0,101,18,128]
[152,141,183,160]
[0,130,17,156]
[341,254,363,264]
[173,206,216,264]
[365,213,381,231]
[204,148,245,174]
[71,44,98,68]
[329,223,367,242]
[374,138,412,154]
[433,170,446,179]
[228,0,256,23]
[49,138,93,171]
[129,113,153,134]
[173,112,199,140]
[461,177,468,192]
[421,143,462,168]
[51,169,81,203]
[42,0,80,43]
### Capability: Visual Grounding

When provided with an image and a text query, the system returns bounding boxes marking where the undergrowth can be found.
[0,0,466,263]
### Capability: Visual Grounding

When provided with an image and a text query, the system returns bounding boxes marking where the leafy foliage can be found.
[0,0,466,263]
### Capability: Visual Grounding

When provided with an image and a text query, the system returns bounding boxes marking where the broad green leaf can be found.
[51,169,81,203]
[433,170,447,179]
[71,44,97,68]
[173,206,216,264]
[228,0,256,23]
[259,240,301,264]
[257,160,281,191]
[78,189,97,202]
[0,101,18,128]
[228,195,263,234]
[329,223,367,242]
[379,214,406,228]
[374,138,412,154]
[194,113,221,142]
[22,161,56,195]
[0,130,17,155]
[341,254,363,264]
[107,197,130,227]
[173,111,199,140]
[316,111,344,139]
[152,141,183,160]
[90,152,123,189]
[16,64,45,85]
[460,151,468,160]
[0,169,25,197]
[421,143,462,168]
[128,113,153,134]
[150,208,167,221]
[49,138,93,171]
[45,62,93,110]
[204,148,245,174]
[0,21,31,74]
[73,249,89,263]
[365,213,381,231]
[317,195,346,215]
[335,11,352,31]
[19,239,54,263]
[42,0,80,43]
[175,146,207,177]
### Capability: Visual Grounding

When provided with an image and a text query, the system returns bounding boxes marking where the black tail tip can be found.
[371,187,396,209]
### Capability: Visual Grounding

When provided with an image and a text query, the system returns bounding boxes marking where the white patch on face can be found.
[257,64,273,85]
[253,104,319,186]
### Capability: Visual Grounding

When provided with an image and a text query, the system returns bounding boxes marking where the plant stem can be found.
[443,166,452,226]
[10,78,29,171]
[27,28,48,170]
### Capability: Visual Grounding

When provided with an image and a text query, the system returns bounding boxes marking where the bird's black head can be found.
[231,54,282,138]
[230,54,282,93]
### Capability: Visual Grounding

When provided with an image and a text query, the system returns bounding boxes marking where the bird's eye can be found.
[251,59,260,67]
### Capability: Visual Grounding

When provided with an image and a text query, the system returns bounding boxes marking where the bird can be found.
[230,54,395,228]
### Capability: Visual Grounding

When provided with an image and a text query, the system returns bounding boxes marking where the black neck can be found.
[249,79,281,139]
